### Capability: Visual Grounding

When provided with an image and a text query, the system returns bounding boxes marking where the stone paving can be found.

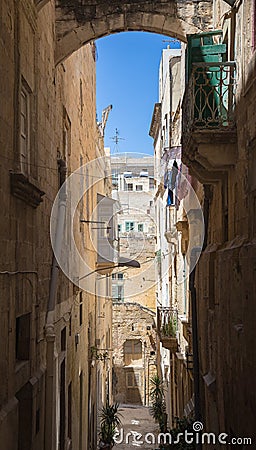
[114,404,160,450]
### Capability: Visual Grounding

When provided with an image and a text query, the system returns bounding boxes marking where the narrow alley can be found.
[113,405,159,450]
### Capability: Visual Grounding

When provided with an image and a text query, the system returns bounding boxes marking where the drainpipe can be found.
[45,159,67,450]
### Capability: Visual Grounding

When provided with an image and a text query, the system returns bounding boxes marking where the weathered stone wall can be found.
[195,0,256,440]
[112,303,157,405]
[55,0,213,63]
[0,1,112,449]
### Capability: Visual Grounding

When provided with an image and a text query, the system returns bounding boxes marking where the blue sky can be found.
[96,32,180,155]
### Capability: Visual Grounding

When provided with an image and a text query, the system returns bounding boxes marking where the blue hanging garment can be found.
[166,160,178,206]
[167,188,174,206]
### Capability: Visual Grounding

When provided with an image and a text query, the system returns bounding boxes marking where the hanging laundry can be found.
[170,160,179,190]
[167,188,174,206]
[164,167,169,189]
[175,163,182,208]
[177,165,192,202]
[166,160,178,206]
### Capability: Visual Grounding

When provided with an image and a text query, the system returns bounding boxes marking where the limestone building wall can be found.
[194,0,256,440]
[111,157,157,310]
[0,1,112,449]
[150,46,196,427]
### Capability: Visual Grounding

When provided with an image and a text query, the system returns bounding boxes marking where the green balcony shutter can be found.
[186,31,227,127]
[186,31,226,79]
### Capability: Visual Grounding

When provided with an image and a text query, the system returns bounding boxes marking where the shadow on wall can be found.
[112,339,144,405]
[113,366,143,406]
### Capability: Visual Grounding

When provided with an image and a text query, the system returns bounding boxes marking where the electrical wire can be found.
[0,152,111,181]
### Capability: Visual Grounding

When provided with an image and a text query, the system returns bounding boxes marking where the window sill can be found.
[10,172,45,208]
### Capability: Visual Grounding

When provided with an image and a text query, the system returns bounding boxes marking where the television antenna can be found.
[110,128,125,153]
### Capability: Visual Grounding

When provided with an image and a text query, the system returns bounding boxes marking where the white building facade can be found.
[111,156,156,307]
[150,47,194,426]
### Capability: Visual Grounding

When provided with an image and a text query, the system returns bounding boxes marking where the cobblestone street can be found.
[114,404,159,449]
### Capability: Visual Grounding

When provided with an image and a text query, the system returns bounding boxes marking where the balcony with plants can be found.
[157,307,178,353]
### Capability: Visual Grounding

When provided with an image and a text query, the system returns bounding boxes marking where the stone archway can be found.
[54,0,213,63]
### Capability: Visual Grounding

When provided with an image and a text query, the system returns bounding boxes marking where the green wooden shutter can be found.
[186,31,227,127]
[186,31,226,79]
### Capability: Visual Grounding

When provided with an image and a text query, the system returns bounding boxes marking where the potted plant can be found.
[161,317,178,352]
[169,417,195,449]
[99,397,122,449]
[149,375,167,433]
[162,317,177,338]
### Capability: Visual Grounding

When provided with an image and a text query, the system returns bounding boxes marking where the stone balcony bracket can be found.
[10,172,45,208]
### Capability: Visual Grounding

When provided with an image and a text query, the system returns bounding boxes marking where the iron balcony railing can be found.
[157,307,178,338]
[183,61,236,137]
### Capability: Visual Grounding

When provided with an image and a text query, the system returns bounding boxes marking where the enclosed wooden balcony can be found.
[157,307,178,353]
[182,61,237,183]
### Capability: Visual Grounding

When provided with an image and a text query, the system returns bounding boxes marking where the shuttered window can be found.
[125,222,134,232]
[126,371,141,388]
[124,340,142,356]
[97,194,117,264]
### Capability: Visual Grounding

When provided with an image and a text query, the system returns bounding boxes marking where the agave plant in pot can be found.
[149,375,167,433]
[99,397,122,449]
